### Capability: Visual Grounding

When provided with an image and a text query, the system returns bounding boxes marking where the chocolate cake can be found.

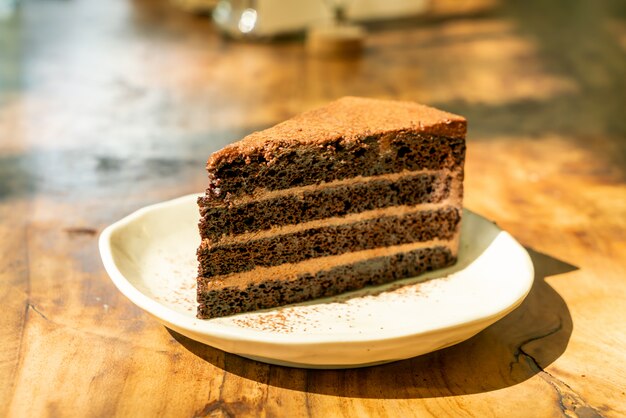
[197,97,466,319]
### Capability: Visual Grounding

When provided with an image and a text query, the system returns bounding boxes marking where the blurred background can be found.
[2,3,626,414]
[0,0,625,212]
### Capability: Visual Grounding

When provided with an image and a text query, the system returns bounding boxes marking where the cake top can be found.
[208,97,466,168]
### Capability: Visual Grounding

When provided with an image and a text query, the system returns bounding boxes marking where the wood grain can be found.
[1,0,625,416]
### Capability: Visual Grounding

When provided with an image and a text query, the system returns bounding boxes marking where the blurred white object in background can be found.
[213,0,429,38]
[0,0,18,20]
[306,0,365,57]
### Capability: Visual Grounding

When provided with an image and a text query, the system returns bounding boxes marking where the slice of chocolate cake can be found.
[197,97,466,319]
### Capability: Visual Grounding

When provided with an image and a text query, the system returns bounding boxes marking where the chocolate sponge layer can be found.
[198,207,461,278]
[199,172,452,241]
[197,245,455,319]
[205,133,465,202]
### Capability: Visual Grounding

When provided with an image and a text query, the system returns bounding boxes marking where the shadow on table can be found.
[171,247,577,399]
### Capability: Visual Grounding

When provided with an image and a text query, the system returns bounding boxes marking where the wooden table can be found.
[2,0,625,416]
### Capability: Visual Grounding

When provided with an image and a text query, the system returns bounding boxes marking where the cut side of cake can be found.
[197,97,466,319]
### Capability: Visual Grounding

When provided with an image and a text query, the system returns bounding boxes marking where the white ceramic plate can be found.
[99,194,533,368]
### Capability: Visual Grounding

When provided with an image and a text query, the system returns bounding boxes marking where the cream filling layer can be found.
[202,235,459,289]
[206,167,463,208]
